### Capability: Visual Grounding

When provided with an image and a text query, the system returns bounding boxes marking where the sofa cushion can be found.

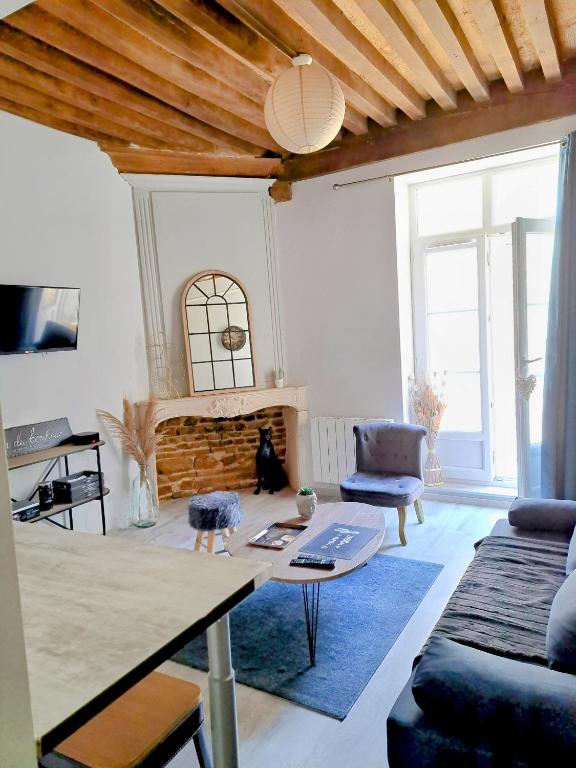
[567,528,576,575]
[509,497,576,534]
[411,637,576,764]
[340,471,423,508]
[420,534,569,666]
[547,570,576,672]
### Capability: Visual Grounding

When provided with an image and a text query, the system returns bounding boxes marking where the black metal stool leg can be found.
[193,726,213,768]
[302,582,321,666]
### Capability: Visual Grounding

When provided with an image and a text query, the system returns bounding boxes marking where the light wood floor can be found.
[112,489,503,768]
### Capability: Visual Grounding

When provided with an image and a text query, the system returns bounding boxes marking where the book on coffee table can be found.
[248,522,308,549]
[300,523,380,560]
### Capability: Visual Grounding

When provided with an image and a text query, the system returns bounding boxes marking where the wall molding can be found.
[129,176,284,396]
[123,174,274,194]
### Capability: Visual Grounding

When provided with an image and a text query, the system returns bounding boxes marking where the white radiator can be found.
[310,417,393,484]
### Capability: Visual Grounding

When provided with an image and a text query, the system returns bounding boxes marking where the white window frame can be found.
[409,155,557,485]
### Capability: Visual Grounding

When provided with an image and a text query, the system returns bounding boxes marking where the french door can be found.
[512,218,555,497]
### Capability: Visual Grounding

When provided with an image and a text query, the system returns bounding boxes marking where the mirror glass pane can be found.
[192,362,214,392]
[214,361,235,389]
[189,333,211,362]
[227,303,248,329]
[187,306,208,334]
[234,359,254,387]
[207,303,228,332]
[232,331,251,360]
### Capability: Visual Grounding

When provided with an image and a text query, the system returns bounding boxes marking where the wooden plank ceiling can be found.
[1,0,575,187]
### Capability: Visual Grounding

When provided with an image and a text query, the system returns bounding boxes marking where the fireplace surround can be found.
[139,387,309,501]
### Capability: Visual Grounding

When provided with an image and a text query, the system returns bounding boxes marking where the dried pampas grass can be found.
[96,397,161,466]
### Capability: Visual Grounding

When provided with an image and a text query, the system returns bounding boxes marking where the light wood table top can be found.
[226,502,385,584]
[14,523,272,756]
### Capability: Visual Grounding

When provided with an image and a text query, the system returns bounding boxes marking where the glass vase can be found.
[130,464,158,528]
[424,432,443,486]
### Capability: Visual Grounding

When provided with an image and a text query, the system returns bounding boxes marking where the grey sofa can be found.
[387,498,576,767]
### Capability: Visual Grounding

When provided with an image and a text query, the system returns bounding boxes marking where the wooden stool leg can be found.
[230,527,237,535]
[193,725,213,768]
[207,532,216,554]
[222,528,231,542]
[414,498,424,524]
[397,507,407,546]
[194,531,204,552]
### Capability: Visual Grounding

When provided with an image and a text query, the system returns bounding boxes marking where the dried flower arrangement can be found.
[96,397,162,466]
[408,372,447,486]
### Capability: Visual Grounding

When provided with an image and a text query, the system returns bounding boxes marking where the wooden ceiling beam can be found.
[0,73,179,148]
[332,0,457,110]
[404,0,490,102]
[36,0,268,130]
[89,0,269,103]
[152,0,287,81]
[153,0,366,136]
[521,0,562,82]
[464,0,525,92]
[7,6,278,152]
[0,24,260,154]
[218,0,396,127]
[102,148,281,176]
[0,94,126,144]
[279,59,576,182]
[0,53,222,153]
[272,0,425,119]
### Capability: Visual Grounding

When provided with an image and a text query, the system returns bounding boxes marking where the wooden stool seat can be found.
[53,672,207,768]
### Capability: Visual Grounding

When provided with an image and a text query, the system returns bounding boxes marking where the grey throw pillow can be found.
[547,570,576,672]
[567,528,576,575]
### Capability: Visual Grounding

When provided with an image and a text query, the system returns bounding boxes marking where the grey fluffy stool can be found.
[188,491,242,554]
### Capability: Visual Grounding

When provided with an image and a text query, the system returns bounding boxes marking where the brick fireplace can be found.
[139,387,309,505]
[155,408,286,500]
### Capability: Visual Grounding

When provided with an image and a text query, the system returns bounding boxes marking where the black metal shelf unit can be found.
[8,441,107,535]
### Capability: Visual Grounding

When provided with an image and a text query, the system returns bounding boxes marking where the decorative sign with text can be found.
[5,418,72,459]
[301,523,380,560]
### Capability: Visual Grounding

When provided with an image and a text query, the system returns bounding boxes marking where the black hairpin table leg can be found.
[302,583,321,666]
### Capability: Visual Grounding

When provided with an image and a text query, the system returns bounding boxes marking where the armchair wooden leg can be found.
[414,498,424,524]
[397,507,407,546]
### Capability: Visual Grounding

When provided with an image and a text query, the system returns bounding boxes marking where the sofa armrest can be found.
[508,497,576,534]
[412,638,576,762]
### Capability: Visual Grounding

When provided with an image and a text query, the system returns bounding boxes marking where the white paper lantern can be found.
[265,54,345,154]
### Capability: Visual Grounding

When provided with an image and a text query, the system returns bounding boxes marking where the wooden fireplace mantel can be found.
[139,387,309,491]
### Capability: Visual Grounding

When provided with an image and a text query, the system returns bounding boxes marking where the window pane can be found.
[491,160,558,226]
[426,245,478,313]
[416,176,482,236]
[442,372,482,432]
[234,359,254,387]
[186,305,208,334]
[189,333,211,363]
[428,311,480,372]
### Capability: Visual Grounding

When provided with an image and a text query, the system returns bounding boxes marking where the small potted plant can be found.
[296,486,317,520]
[274,367,284,388]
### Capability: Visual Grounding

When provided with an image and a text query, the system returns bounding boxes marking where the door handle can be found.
[523,357,542,364]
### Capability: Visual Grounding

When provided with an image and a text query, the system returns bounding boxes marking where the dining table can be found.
[14,522,271,768]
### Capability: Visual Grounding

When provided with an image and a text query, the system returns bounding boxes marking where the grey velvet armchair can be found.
[340,421,427,545]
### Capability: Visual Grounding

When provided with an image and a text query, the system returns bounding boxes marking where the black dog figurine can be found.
[255,427,288,495]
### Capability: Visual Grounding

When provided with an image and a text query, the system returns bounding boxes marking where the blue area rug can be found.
[173,554,442,719]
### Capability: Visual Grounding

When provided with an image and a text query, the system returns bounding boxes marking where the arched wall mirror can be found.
[182,271,255,394]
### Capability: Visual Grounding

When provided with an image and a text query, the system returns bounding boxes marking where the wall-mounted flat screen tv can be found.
[0,285,80,355]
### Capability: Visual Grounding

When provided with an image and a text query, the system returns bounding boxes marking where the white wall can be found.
[0,112,149,531]
[277,115,576,422]
[128,178,284,397]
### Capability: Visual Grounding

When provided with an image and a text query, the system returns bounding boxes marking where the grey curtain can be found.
[541,132,576,499]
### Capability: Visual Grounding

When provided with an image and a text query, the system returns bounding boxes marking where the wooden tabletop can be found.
[226,502,385,584]
[14,523,272,756]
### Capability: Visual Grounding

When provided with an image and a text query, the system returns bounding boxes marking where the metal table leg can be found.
[207,613,239,768]
[302,583,320,666]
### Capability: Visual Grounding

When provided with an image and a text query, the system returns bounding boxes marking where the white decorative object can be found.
[264,54,345,155]
[296,488,317,520]
[274,367,284,388]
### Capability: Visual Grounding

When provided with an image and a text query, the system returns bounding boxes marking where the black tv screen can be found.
[0,285,80,355]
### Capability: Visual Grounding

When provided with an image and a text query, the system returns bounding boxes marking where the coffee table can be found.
[226,502,385,665]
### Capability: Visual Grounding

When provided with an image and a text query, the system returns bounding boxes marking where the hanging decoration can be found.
[264,54,346,154]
